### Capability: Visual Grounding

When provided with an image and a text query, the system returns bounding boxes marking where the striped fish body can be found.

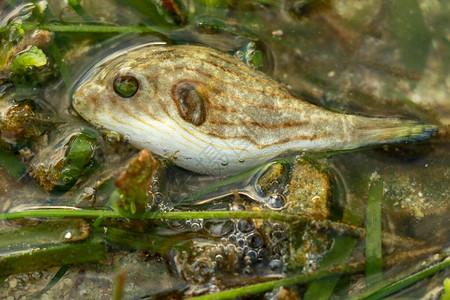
[72,44,436,176]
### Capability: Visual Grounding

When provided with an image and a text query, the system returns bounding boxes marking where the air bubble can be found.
[226,244,237,252]
[32,272,42,279]
[228,234,237,243]
[247,250,257,262]
[237,238,246,248]
[247,232,263,248]
[105,131,122,144]
[64,231,72,240]
[235,50,244,60]
[272,223,283,231]
[191,222,202,231]
[215,254,224,262]
[153,192,165,204]
[270,259,282,271]
[21,274,30,282]
[168,219,187,229]
[62,176,73,184]
[221,161,228,166]
[267,193,286,209]
[203,219,234,237]
[237,219,254,233]
[230,203,245,211]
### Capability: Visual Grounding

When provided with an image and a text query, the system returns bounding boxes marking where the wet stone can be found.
[286,158,331,221]
[257,163,289,196]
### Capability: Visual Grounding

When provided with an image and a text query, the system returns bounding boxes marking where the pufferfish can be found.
[72,44,437,176]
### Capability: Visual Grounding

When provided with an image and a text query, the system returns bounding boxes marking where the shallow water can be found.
[0,0,449,299]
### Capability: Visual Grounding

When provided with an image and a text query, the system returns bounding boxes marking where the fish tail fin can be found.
[349,116,438,147]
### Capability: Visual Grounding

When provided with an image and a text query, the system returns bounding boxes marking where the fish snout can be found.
[71,89,82,107]
[71,87,88,112]
[71,84,99,119]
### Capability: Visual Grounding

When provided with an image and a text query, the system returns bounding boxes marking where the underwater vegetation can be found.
[0,0,449,299]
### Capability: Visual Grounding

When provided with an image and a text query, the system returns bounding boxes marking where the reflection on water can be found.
[0,0,449,299]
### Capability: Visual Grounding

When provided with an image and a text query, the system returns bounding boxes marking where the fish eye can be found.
[113,75,139,98]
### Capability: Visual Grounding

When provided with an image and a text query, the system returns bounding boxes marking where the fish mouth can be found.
[70,89,89,122]
[71,89,83,110]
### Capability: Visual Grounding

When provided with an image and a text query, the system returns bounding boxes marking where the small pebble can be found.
[272,29,283,37]
[41,294,51,300]
[63,278,73,287]
[8,278,17,288]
